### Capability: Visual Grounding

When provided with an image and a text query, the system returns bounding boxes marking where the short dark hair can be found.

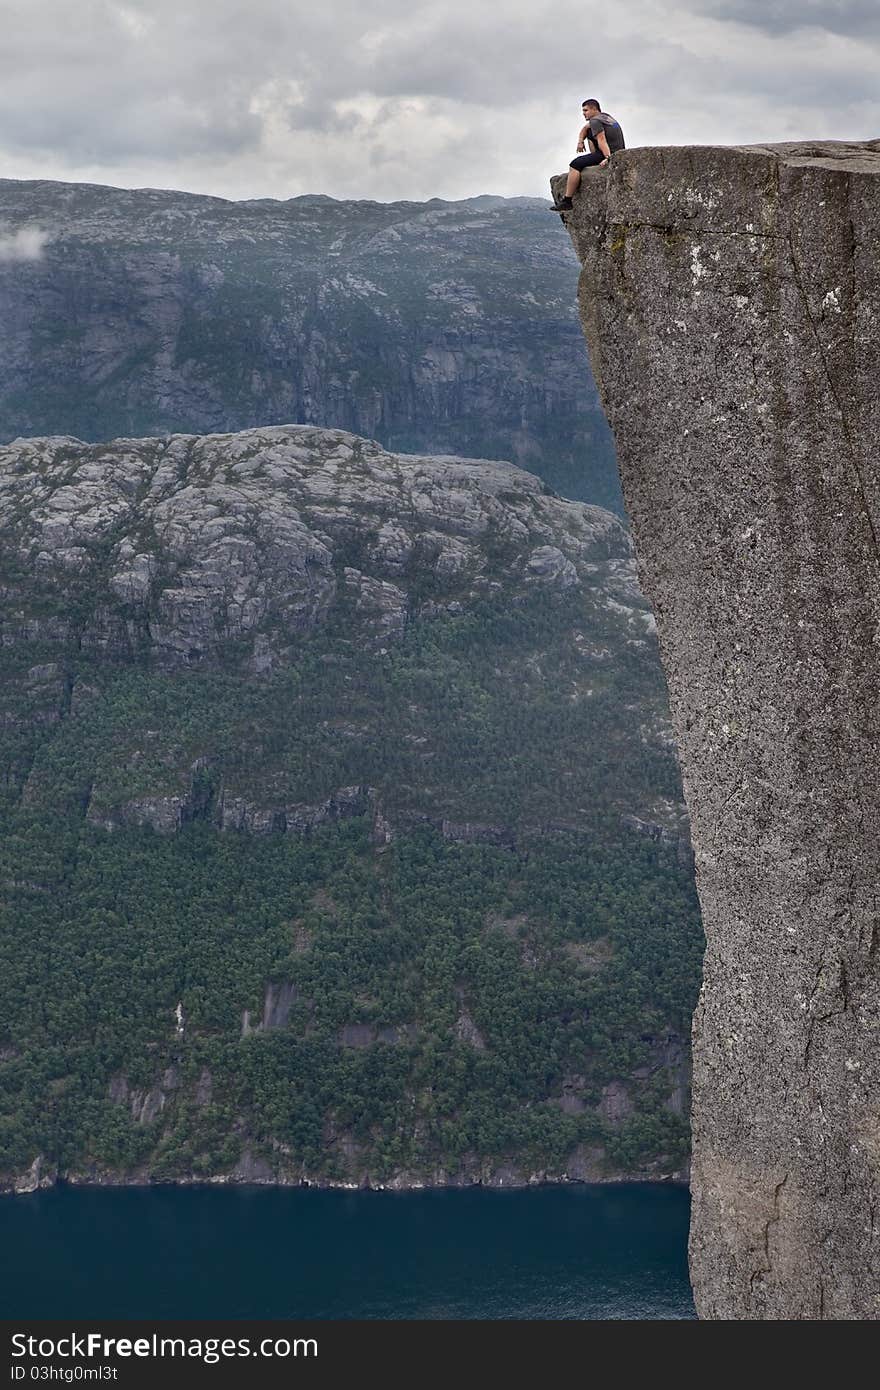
[582,98,601,110]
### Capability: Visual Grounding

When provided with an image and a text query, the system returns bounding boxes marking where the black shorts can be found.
[570,151,605,171]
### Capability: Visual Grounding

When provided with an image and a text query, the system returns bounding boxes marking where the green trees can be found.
[0,813,701,1183]
[0,575,700,1185]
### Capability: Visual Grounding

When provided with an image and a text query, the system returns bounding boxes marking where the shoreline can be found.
[2,1162,690,1197]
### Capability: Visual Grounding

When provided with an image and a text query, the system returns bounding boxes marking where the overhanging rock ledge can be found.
[554,140,880,1319]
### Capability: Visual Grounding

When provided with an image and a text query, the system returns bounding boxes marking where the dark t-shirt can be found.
[587,113,625,154]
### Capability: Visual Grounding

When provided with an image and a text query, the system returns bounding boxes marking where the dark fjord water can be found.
[1,1184,694,1320]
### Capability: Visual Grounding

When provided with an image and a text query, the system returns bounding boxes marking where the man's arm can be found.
[595,128,611,162]
[576,122,589,152]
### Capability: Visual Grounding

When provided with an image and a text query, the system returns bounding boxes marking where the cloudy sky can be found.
[0,0,877,203]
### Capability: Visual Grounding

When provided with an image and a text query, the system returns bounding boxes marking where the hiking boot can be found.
[551,196,574,214]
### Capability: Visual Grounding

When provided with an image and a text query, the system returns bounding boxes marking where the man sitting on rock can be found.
[554,99,625,213]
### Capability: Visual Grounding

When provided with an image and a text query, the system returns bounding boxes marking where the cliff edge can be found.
[555,140,880,1319]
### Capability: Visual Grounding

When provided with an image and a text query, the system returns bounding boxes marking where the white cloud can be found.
[111,3,154,40]
[0,0,876,201]
[0,226,50,261]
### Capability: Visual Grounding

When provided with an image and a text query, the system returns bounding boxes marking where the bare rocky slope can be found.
[556,141,880,1318]
[1,423,625,676]
[0,180,617,507]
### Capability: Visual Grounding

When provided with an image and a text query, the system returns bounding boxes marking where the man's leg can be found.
[555,151,604,211]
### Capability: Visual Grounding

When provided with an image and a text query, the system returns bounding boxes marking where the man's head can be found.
[582,99,601,115]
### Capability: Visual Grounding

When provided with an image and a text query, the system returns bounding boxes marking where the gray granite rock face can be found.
[556,141,880,1319]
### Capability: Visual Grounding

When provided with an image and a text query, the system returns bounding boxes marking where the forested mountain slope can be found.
[0,426,700,1190]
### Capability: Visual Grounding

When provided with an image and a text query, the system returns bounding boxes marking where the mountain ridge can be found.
[0,178,617,507]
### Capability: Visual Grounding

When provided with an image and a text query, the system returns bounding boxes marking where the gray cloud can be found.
[0,0,877,201]
[702,2,880,38]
